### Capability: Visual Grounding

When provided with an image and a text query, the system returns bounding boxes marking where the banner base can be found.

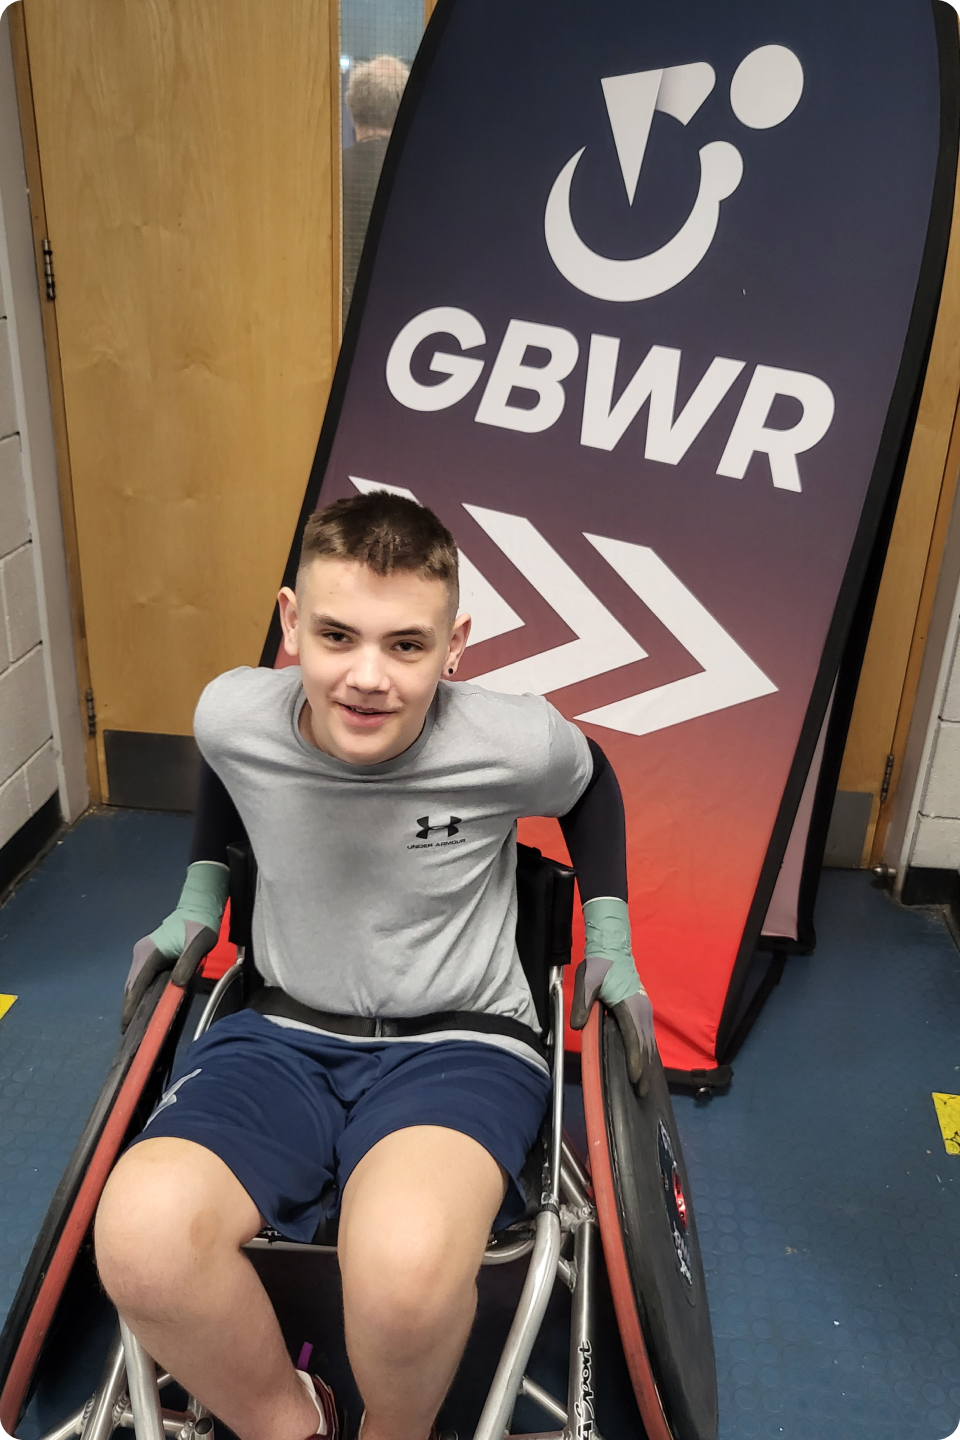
[663,1065,734,1097]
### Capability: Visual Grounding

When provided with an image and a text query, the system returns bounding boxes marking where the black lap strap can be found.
[249,986,545,1059]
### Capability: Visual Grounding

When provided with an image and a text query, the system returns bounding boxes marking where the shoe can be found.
[296,1370,340,1440]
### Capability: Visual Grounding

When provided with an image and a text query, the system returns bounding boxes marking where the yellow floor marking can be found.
[0,994,16,1022]
[932,1093,960,1155]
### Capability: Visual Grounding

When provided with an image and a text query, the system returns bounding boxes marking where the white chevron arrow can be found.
[574,533,777,735]
[464,505,646,694]
[349,476,523,646]
[465,509,775,732]
[344,480,776,736]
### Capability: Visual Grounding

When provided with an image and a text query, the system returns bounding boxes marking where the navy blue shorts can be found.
[132,1010,551,1240]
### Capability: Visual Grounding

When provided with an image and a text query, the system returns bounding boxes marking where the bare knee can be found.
[344,1223,478,1352]
[95,1138,259,1319]
[339,1128,503,1355]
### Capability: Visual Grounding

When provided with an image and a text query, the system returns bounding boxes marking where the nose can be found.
[345,644,390,694]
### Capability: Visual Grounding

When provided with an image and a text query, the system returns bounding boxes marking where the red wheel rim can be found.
[581,1008,674,1440]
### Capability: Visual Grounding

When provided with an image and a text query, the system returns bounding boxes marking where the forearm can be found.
[122,760,241,1029]
[562,741,656,1084]
[560,740,637,993]
[558,740,627,902]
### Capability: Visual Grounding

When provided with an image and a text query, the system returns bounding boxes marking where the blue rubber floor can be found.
[0,810,192,1325]
[1,809,959,1440]
[671,873,960,1440]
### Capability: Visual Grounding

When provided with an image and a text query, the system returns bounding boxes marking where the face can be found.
[278,558,471,765]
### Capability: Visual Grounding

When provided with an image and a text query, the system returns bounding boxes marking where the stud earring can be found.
[448,667,454,674]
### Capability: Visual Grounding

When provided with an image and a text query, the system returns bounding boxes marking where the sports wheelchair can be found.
[0,844,716,1440]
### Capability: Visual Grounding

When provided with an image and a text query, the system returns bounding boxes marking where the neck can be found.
[352,124,391,143]
[298,700,328,755]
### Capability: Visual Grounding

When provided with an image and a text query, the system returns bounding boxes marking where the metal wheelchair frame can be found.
[27,849,612,1440]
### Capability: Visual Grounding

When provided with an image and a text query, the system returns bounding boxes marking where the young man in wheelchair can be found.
[94,491,656,1440]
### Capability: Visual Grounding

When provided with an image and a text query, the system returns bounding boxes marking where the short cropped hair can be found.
[345,56,409,133]
[298,491,459,610]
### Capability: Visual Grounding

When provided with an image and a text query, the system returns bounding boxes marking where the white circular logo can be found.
[544,47,804,302]
[730,44,804,129]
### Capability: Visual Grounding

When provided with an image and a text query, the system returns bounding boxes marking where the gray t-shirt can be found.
[194,668,592,1066]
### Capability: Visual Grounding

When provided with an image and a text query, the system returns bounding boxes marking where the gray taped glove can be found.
[122,861,229,1031]
[569,897,658,1094]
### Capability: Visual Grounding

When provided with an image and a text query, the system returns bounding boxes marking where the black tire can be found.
[600,1012,718,1440]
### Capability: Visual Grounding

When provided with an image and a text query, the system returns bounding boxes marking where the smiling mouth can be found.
[338,701,397,722]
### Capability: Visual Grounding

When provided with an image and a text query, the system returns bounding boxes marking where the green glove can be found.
[583,898,642,1005]
[569,897,658,1093]
[122,861,229,1030]
[147,861,229,958]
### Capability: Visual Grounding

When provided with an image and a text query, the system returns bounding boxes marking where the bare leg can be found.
[338,1126,506,1440]
[95,1137,320,1440]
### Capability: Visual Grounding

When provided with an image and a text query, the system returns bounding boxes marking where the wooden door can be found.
[832,146,960,868]
[18,0,340,803]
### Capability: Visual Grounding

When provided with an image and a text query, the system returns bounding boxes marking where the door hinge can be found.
[879,752,895,805]
[41,238,55,301]
[84,687,97,737]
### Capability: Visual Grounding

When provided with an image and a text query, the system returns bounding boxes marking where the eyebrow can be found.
[385,625,435,640]
[311,613,436,640]
[311,614,360,635]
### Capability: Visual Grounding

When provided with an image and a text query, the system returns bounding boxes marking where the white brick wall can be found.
[0,317,16,436]
[1,540,41,657]
[910,640,960,868]
[0,646,49,776]
[911,814,960,867]
[0,766,28,845]
[942,647,960,722]
[0,434,27,553]
[0,304,56,851]
[0,14,87,845]
[25,738,57,809]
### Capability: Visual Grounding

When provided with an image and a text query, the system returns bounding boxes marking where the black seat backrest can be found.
[225,839,575,1032]
[226,841,262,1005]
[513,843,575,1032]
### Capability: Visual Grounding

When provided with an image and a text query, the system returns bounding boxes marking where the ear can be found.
[444,612,472,676]
[278,586,301,659]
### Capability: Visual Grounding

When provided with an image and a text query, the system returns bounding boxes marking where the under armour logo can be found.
[545,45,804,302]
[416,815,461,839]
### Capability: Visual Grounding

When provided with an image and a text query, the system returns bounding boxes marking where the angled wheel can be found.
[0,974,191,1433]
[581,1008,718,1440]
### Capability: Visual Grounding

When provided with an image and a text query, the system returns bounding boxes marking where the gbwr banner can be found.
[266,0,958,1077]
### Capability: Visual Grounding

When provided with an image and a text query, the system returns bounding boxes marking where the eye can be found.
[394,640,423,654]
[321,629,351,645]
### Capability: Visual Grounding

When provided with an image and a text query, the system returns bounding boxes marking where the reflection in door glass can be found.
[340,0,423,321]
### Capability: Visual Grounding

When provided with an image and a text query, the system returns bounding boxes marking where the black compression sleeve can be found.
[558,739,627,903]
[189,759,247,864]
